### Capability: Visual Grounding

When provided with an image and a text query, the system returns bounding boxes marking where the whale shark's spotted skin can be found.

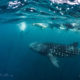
[29,42,80,67]
[29,42,80,57]
[47,43,79,57]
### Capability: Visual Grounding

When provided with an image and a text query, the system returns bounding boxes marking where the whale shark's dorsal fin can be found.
[68,42,79,50]
[48,53,59,68]
[71,42,78,48]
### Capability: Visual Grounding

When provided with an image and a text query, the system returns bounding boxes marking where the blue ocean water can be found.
[0,0,80,80]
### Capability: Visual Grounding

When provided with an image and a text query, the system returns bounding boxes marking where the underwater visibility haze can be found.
[1,0,80,80]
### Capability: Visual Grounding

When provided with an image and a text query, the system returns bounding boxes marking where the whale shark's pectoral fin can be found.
[48,54,59,68]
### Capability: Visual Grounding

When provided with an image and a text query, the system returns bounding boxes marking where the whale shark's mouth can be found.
[29,42,43,52]
[29,42,38,49]
[29,42,49,55]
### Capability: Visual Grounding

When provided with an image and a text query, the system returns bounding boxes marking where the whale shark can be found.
[29,42,80,68]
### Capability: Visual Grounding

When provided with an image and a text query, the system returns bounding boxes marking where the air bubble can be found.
[0,73,14,78]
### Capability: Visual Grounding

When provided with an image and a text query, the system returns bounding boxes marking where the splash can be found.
[0,0,80,32]
[50,0,80,5]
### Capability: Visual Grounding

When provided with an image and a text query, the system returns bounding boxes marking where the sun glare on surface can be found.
[18,22,27,31]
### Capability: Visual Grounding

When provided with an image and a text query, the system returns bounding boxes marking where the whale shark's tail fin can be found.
[48,53,59,68]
